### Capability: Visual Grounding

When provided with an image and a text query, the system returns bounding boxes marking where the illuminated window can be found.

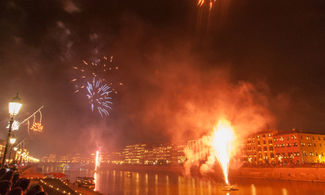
[268,134,271,137]
[310,152,313,156]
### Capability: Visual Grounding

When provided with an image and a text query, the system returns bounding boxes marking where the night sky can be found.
[0,0,324,156]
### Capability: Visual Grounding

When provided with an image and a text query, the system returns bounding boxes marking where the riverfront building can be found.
[244,131,277,165]
[274,130,325,164]
[244,129,325,165]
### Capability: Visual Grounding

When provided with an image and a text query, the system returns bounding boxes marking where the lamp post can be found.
[2,94,22,167]
[8,138,16,163]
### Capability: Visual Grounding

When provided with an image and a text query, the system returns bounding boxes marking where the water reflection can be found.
[40,165,325,195]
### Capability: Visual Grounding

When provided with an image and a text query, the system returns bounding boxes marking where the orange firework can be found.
[184,119,236,184]
[94,150,100,191]
[210,120,235,184]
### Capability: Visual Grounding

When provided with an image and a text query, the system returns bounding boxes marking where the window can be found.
[293,142,298,147]
[320,143,322,147]
[306,136,310,140]
[310,152,313,156]
[314,143,316,147]
[270,153,274,158]
[301,142,305,146]
[318,136,320,140]
[268,133,271,137]
[269,147,273,151]
[313,136,315,140]
[269,140,273,144]
[263,141,266,144]
[263,147,267,151]
[258,141,260,145]
[287,136,289,141]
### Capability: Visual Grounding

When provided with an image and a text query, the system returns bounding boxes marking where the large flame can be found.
[184,119,235,185]
[94,150,100,191]
[210,120,235,184]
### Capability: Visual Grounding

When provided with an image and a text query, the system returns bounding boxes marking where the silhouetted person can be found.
[14,178,30,192]
[26,184,44,195]
[12,173,19,186]
[0,180,11,195]
[8,187,23,195]
[1,171,13,182]
[0,169,6,178]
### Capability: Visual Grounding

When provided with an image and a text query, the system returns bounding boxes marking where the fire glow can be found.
[94,150,100,191]
[184,119,236,185]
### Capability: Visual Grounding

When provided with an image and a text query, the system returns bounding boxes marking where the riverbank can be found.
[22,165,103,195]
[230,167,325,182]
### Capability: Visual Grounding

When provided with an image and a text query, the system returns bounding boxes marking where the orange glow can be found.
[94,150,100,191]
[184,119,236,185]
[30,122,44,132]
[210,120,235,184]
[198,0,205,6]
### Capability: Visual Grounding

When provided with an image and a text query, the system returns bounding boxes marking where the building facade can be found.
[244,130,325,165]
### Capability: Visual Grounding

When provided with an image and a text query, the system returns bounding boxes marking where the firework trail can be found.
[71,56,121,94]
[196,0,231,32]
[86,77,113,117]
[94,150,100,191]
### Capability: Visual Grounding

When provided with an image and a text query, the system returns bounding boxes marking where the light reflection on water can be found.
[40,165,325,195]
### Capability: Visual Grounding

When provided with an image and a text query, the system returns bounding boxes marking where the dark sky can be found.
[0,0,324,156]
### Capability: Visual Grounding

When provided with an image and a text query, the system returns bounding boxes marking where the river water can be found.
[39,165,325,195]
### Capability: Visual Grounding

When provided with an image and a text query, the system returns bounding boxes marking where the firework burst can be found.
[86,77,113,117]
[72,56,120,94]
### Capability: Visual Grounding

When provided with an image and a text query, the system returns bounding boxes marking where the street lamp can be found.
[9,137,16,145]
[2,94,22,167]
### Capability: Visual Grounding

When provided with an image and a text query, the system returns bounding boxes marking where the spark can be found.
[86,77,112,117]
[94,150,100,191]
[72,55,116,94]
[210,120,235,184]
[184,119,235,185]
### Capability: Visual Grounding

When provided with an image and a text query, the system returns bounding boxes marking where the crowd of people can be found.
[0,168,47,195]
